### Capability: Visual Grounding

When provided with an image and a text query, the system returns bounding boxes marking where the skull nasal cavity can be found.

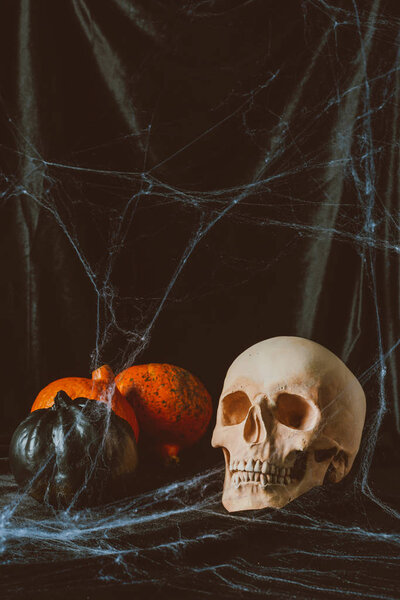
[243,406,267,444]
[275,393,318,430]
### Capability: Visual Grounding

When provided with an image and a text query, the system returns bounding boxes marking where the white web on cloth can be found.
[1,0,400,597]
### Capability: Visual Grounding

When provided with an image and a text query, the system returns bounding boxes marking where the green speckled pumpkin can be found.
[115,364,212,462]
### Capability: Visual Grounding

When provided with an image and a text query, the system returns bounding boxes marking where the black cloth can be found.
[1,1,399,598]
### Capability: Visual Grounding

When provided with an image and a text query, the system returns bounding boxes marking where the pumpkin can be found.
[31,365,139,442]
[9,390,139,508]
[115,363,213,462]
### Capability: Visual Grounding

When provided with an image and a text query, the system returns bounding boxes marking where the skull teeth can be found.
[231,470,292,487]
[232,473,240,488]
[230,459,293,477]
[229,458,295,486]
[245,458,254,472]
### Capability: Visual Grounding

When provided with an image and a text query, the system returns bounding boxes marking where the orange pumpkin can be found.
[115,363,212,462]
[31,365,139,442]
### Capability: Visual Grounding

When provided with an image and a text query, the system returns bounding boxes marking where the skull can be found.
[212,337,366,512]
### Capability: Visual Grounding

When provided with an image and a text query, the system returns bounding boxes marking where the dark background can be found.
[1,1,400,598]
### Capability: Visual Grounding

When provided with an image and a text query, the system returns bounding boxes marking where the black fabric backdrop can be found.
[1,1,400,598]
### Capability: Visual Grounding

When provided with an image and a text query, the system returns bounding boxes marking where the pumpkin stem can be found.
[92,365,115,384]
[53,390,73,409]
[160,443,181,466]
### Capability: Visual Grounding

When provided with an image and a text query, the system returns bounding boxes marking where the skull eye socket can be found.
[220,391,251,426]
[275,393,319,430]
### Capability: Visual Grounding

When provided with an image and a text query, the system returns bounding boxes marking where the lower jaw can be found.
[222,481,296,512]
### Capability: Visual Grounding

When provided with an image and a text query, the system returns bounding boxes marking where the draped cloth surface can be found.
[0,1,399,598]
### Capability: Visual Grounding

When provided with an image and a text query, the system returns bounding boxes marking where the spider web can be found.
[1,0,400,598]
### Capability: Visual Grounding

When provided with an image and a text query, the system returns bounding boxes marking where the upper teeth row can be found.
[230,458,292,477]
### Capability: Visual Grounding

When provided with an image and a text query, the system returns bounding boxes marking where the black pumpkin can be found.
[9,390,139,508]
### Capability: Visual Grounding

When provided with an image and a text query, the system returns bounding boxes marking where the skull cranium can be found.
[212,337,366,511]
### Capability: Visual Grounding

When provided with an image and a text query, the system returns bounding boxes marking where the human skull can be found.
[212,337,366,512]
